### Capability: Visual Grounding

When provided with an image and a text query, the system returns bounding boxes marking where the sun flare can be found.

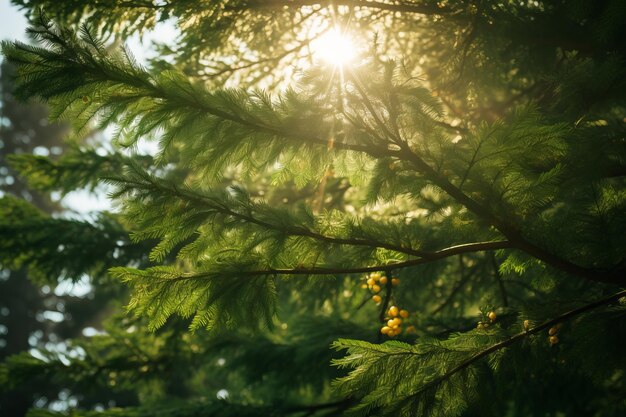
[311,28,357,66]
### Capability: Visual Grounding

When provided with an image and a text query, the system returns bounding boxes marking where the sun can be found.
[311,28,357,67]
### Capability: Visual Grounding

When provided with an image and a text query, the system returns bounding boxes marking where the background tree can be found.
[0,58,151,414]
[0,58,68,416]
[1,1,626,416]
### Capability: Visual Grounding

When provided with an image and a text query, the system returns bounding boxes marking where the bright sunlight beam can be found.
[311,28,357,66]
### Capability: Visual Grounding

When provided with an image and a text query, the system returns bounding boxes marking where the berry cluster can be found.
[548,324,560,345]
[361,273,413,337]
[476,311,497,330]
[522,319,561,345]
[362,272,400,304]
[380,305,411,337]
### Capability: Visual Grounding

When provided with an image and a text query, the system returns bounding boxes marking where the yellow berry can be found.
[488,311,497,321]
[360,284,368,289]
[381,326,391,334]
[371,272,381,280]
[371,284,381,293]
[477,323,485,330]
[549,335,559,345]
[387,319,395,327]
[379,276,388,285]
[372,295,382,303]
[405,325,417,334]
[366,278,376,286]
[548,327,558,336]
[391,317,402,326]
[523,320,530,330]
[388,306,399,317]
[399,309,409,318]
[391,278,400,286]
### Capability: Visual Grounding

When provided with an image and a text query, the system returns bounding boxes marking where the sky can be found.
[0,0,28,42]
[0,0,178,60]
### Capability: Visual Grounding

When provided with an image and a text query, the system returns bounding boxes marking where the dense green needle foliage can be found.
[1,1,625,416]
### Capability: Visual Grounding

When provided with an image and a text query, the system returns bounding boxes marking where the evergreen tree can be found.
[0,58,148,415]
[1,1,626,416]
[0,59,67,417]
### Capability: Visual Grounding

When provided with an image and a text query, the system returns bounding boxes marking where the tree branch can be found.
[138,175,477,258]
[430,259,481,315]
[284,398,354,415]
[490,252,508,307]
[252,0,456,16]
[410,289,626,399]
[165,240,513,281]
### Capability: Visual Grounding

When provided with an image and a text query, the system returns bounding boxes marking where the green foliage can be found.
[1,1,626,416]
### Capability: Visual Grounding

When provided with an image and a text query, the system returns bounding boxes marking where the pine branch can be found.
[393,140,626,286]
[253,0,457,16]
[333,290,626,416]
[347,66,568,273]
[2,21,386,156]
[0,196,144,284]
[342,67,623,285]
[408,289,626,401]
[113,170,442,258]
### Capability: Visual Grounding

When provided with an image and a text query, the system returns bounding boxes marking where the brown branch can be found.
[376,271,394,342]
[430,259,481,315]
[251,0,456,16]
[165,240,513,282]
[284,398,354,415]
[490,252,508,307]
[409,289,626,400]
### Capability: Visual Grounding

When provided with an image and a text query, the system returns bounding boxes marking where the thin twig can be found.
[376,272,394,342]
[431,259,481,315]
[163,241,515,281]
[490,252,508,307]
